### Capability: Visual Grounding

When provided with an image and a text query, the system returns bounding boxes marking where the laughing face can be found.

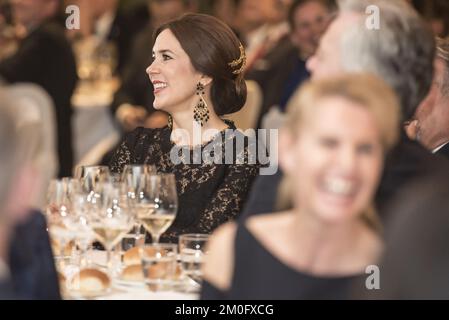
[146,29,203,113]
[281,96,384,224]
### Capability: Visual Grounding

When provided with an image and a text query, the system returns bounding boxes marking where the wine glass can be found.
[141,243,178,292]
[136,173,178,243]
[121,164,157,191]
[88,182,134,273]
[74,165,110,195]
[45,179,76,269]
[179,234,209,288]
[70,191,96,268]
[122,164,157,241]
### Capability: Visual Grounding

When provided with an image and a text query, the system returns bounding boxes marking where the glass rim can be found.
[141,243,178,257]
[123,164,156,169]
[179,233,210,241]
[77,165,109,169]
[141,243,178,250]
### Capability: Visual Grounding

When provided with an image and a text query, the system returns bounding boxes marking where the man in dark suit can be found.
[9,210,60,299]
[0,0,77,178]
[411,37,449,160]
[359,172,449,299]
[242,0,449,219]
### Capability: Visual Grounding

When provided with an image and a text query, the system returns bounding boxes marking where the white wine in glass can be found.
[122,164,157,240]
[136,174,178,243]
[88,182,133,271]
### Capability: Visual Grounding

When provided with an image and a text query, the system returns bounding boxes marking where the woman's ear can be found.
[200,75,213,87]
[278,128,296,175]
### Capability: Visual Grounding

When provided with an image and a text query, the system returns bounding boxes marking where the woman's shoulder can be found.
[246,211,293,239]
[203,222,238,291]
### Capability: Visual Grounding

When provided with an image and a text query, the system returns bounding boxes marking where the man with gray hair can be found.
[411,37,449,158]
[242,0,449,217]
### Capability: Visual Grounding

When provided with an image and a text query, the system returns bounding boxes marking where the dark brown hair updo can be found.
[154,13,247,116]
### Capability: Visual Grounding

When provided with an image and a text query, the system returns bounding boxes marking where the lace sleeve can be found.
[109,139,132,173]
[162,162,258,243]
[198,163,259,233]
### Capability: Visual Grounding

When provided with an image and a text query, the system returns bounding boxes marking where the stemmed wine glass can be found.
[70,191,96,268]
[45,179,76,269]
[88,182,134,272]
[121,164,157,241]
[135,173,178,243]
[74,165,110,195]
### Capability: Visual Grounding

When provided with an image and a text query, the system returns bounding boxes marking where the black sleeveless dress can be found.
[201,223,368,300]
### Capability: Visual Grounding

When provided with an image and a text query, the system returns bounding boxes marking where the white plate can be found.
[114,278,146,288]
[65,287,112,300]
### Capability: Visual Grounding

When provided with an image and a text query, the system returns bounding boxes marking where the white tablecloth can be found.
[62,250,199,300]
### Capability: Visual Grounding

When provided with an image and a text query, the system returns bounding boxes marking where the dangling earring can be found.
[167,114,173,130]
[193,82,209,127]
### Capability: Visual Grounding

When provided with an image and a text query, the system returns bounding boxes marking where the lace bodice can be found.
[109,121,259,243]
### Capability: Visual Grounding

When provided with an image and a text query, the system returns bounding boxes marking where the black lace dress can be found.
[109,121,259,243]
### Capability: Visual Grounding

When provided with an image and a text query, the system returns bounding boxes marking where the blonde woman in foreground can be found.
[201,73,400,299]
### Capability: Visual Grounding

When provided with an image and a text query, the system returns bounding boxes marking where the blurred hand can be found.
[144,111,169,129]
[117,104,148,132]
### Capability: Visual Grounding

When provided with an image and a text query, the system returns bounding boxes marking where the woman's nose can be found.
[146,60,159,75]
[338,147,357,173]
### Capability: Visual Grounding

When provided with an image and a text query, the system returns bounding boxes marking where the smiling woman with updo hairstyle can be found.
[109,14,259,243]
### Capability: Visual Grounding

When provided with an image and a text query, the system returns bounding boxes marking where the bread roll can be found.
[70,268,110,295]
[123,247,141,266]
[121,265,144,282]
[123,246,158,266]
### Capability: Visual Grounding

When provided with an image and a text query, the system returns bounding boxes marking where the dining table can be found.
[61,250,199,300]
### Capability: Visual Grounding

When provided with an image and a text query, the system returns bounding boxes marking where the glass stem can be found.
[153,234,160,244]
[59,241,66,270]
[106,248,112,272]
[134,223,142,240]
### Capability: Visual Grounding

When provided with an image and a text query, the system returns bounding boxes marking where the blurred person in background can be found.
[0,90,58,299]
[210,0,235,27]
[247,0,334,127]
[232,0,292,73]
[66,0,149,76]
[411,0,449,38]
[202,74,400,299]
[365,171,449,299]
[242,0,449,220]
[0,0,77,178]
[0,0,17,60]
[407,37,449,159]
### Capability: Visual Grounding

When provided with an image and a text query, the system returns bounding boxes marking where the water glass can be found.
[141,243,178,291]
[179,234,209,285]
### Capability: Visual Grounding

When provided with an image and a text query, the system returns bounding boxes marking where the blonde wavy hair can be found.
[277,73,401,231]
